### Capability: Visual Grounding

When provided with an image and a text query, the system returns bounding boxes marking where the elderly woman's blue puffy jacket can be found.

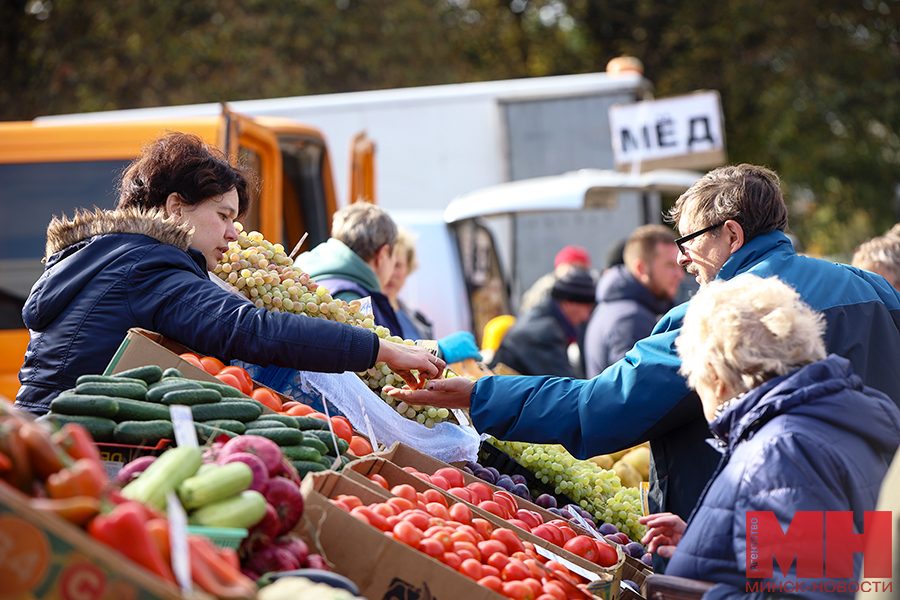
[15,208,378,415]
[665,354,900,599]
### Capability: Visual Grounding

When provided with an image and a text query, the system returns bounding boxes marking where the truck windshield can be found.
[0,160,128,328]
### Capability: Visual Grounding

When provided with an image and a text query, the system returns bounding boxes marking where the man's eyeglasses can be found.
[674,221,726,254]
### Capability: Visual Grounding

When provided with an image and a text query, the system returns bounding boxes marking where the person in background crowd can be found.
[480,314,516,366]
[490,268,596,377]
[383,228,433,340]
[381,227,483,363]
[519,245,592,314]
[852,233,900,291]
[15,134,443,415]
[640,274,899,598]
[585,225,683,377]
[298,202,404,335]
[387,164,900,529]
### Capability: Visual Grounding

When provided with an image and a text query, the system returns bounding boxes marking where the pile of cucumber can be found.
[40,365,355,473]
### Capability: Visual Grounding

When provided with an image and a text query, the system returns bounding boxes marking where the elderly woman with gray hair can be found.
[640,274,900,599]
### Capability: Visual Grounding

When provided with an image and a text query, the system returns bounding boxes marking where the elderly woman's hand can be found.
[639,512,686,558]
[376,339,446,390]
[384,377,474,409]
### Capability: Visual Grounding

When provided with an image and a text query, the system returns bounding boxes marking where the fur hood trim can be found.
[45,207,194,259]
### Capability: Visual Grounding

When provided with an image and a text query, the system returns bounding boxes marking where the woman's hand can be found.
[639,512,686,559]
[376,339,446,389]
[384,377,475,409]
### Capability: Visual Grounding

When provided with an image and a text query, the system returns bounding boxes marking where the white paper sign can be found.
[166,492,192,593]
[170,405,199,448]
[609,91,726,170]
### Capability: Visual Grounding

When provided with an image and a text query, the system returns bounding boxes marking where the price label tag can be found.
[452,408,471,428]
[640,481,650,516]
[569,510,603,540]
[533,544,599,582]
[356,393,380,452]
[166,493,192,594]
[319,400,344,470]
[170,405,198,448]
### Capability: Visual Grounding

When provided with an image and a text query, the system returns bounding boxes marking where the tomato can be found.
[453,541,481,562]
[330,499,351,512]
[441,552,462,570]
[417,537,443,558]
[563,535,597,562]
[481,564,500,579]
[556,525,576,543]
[531,524,563,547]
[351,506,390,531]
[393,520,423,547]
[307,411,328,421]
[477,539,507,557]
[434,467,465,488]
[502,557,530,582]
[450,529,477,545]
[515,509,543,529]
[251,387,282,412]
[215,372,243,391]
[430,475,450,490]
[285,404,315,417]
[199,356,225,375]
[535,595,557,600]
[540,581,567,600]
[491,528,525,555]
[386,498,414,514]
[458,558,483,581]
[349,435,374,456]
[471,518,494,541]
[477,574,503,593]
[330,417,353,444]
[493,490,519,516]
[424,502,450,520]
[369,473,390,490]
[466,482,493,503]
[487,552,510,572]
[522,558,544,579]
[522,577,543,598]
[178,353,203,370]
[501,580,533,599]
[280,401,300,411]
[219,366,253,394]
[543,560,571,578]
[447,487,472,502]
[335,494,362,510]
[455,524,481,542]
[390,484,418,503]
[422,489,447,506]
[593,539,619,568]
[507,518,533,532]
[448,502,472,524]
[477,500,506,518]
[372,503,397,518]
[399,510,430,531]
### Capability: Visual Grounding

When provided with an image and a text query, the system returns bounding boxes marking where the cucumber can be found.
[76,374,147,387]
[281,445,323,462]
[190,401,262,423]
[114,420,174,445]
[50,394,119,419]
[160,388,221,406]
[162,367,184,379]
[299,435,330,455]
[76,381,147,400]
[114,365,163,384]
[201,420,247,435]
[244,420,287,430]
[294,416,329,431]
[188,490,267,529]
[318,455,337,469]
[194,423,238,442]
[248,427,304,446]
[114,398,172,421]
[305,430,350,455]
[177,462,254,510]
[146,380,204,402]
[292,460,328,477]
[258,414,300,429]
[195,381,248,398]
[40,414,116,442]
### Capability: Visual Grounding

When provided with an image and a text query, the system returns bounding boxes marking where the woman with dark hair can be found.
[15,133,443,415]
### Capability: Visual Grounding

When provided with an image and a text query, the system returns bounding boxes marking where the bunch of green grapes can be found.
[491,439,645,539]
[214,224,455,427]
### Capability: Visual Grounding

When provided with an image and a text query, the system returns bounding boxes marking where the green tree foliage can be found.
[2,0,897,255]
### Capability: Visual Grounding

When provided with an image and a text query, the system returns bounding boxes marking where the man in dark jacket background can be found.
[585,225,683,377]
[490,268,596,377]
[387,164,900,531]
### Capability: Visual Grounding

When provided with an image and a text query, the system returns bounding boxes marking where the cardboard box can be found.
[380,442,653,586]
[299,471,507,600]
[104,328,285,409]
[0,483,197,600]
[344,457,620,584]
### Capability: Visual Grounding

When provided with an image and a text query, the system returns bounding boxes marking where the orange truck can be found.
[0,108,365,400]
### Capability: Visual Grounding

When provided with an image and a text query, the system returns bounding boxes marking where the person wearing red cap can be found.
[520,245,593,314]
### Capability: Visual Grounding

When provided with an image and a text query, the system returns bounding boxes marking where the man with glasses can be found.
[388,164,900,535]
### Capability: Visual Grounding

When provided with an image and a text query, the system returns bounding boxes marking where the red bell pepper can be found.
[88,501,175,583]
[46,458,108,499]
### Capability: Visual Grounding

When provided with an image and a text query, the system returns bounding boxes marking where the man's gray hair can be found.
[331,202,397,262]
[666,164,788,242]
